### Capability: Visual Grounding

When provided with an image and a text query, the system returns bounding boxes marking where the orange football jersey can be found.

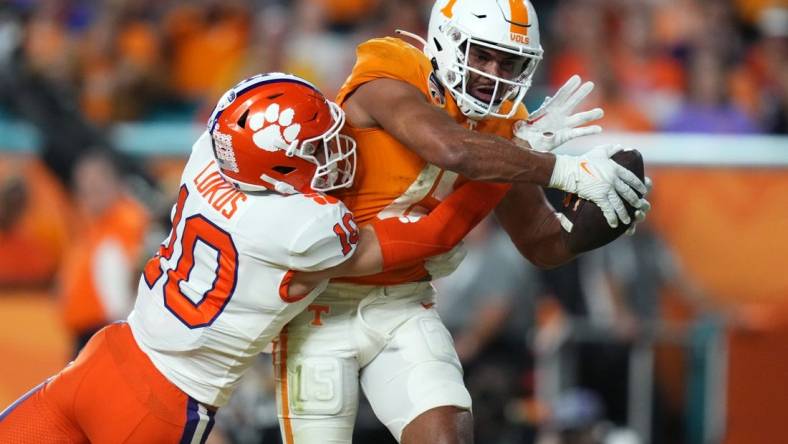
[333,37,527,285]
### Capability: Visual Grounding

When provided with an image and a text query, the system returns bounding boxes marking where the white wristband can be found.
[548,154,577,192]
[556,212,574,233]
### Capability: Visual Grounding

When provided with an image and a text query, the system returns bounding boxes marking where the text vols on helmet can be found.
[510,33,529,44]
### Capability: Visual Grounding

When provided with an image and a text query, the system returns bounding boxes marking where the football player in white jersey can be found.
[0,73,498,443]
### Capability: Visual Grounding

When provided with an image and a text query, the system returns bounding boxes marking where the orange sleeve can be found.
[336,37,432,106]
[372,181,511,271]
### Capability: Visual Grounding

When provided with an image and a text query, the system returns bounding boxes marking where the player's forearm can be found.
[517,222,575,269]
[433,127,556,185]
[373,181,509,270]
[495,184,576,269]
[353,79,556,185]
[396,107,556,184]
[505,211,575,268]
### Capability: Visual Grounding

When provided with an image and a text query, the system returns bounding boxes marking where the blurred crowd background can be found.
[0,0,786,131]
[0,1,786,444]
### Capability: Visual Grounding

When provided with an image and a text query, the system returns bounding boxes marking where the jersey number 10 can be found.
[143,185,239,329]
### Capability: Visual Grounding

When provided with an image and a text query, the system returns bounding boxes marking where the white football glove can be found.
[625,177,653,236]
[549,144,648,228]
[425,242,467,279]
[513,75,604,152]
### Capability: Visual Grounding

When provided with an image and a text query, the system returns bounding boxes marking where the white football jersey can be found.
[128,132,358,407]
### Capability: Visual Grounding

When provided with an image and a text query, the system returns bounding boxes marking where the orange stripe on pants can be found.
[278,328,295,444]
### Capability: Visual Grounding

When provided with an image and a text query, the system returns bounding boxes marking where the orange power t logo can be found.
[508,0,531,43]
[508,0,530,34]
[580,161,595,177]
[308,304,330,326]
[441,0,458,18]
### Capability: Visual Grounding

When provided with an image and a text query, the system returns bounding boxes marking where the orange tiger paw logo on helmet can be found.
[249,104,302,152]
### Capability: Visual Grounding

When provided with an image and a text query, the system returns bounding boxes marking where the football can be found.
[560,149,645,253]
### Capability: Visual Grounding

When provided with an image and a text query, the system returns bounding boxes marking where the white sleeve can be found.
[239,195,358,272]
[286,201,357,272]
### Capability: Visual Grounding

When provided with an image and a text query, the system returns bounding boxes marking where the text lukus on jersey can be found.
[193,161,248,219]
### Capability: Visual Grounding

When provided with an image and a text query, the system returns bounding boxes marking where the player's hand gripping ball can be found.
[560,149,646,253]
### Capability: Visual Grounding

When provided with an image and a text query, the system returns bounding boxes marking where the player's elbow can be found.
[411,127,468,171]
[528,254,574,270]
[515,238,576,270]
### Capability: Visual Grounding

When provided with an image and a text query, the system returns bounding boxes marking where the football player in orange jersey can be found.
[0,73,502,444]
[273,1,651,443]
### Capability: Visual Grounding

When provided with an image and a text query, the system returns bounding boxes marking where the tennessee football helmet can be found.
[207,73,356,195]
[426,0,544,119]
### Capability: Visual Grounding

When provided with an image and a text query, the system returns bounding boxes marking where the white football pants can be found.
[273,282,471,443]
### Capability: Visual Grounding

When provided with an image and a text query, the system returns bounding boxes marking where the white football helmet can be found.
[426,0,544,120]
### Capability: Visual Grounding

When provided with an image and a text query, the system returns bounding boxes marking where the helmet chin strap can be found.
[456,94,487,121]
[285,139,299,157]
[395,29,427,50]
[398,29,503,120]
[312,154,341,191]
[325,152,341,185]
[260,174,299,195]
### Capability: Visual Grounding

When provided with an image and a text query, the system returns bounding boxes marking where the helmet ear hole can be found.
[433,38,443,52]
[237,109,250,129]
[273,166,296,175]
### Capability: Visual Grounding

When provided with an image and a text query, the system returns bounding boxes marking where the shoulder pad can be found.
[336,37,432,106]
